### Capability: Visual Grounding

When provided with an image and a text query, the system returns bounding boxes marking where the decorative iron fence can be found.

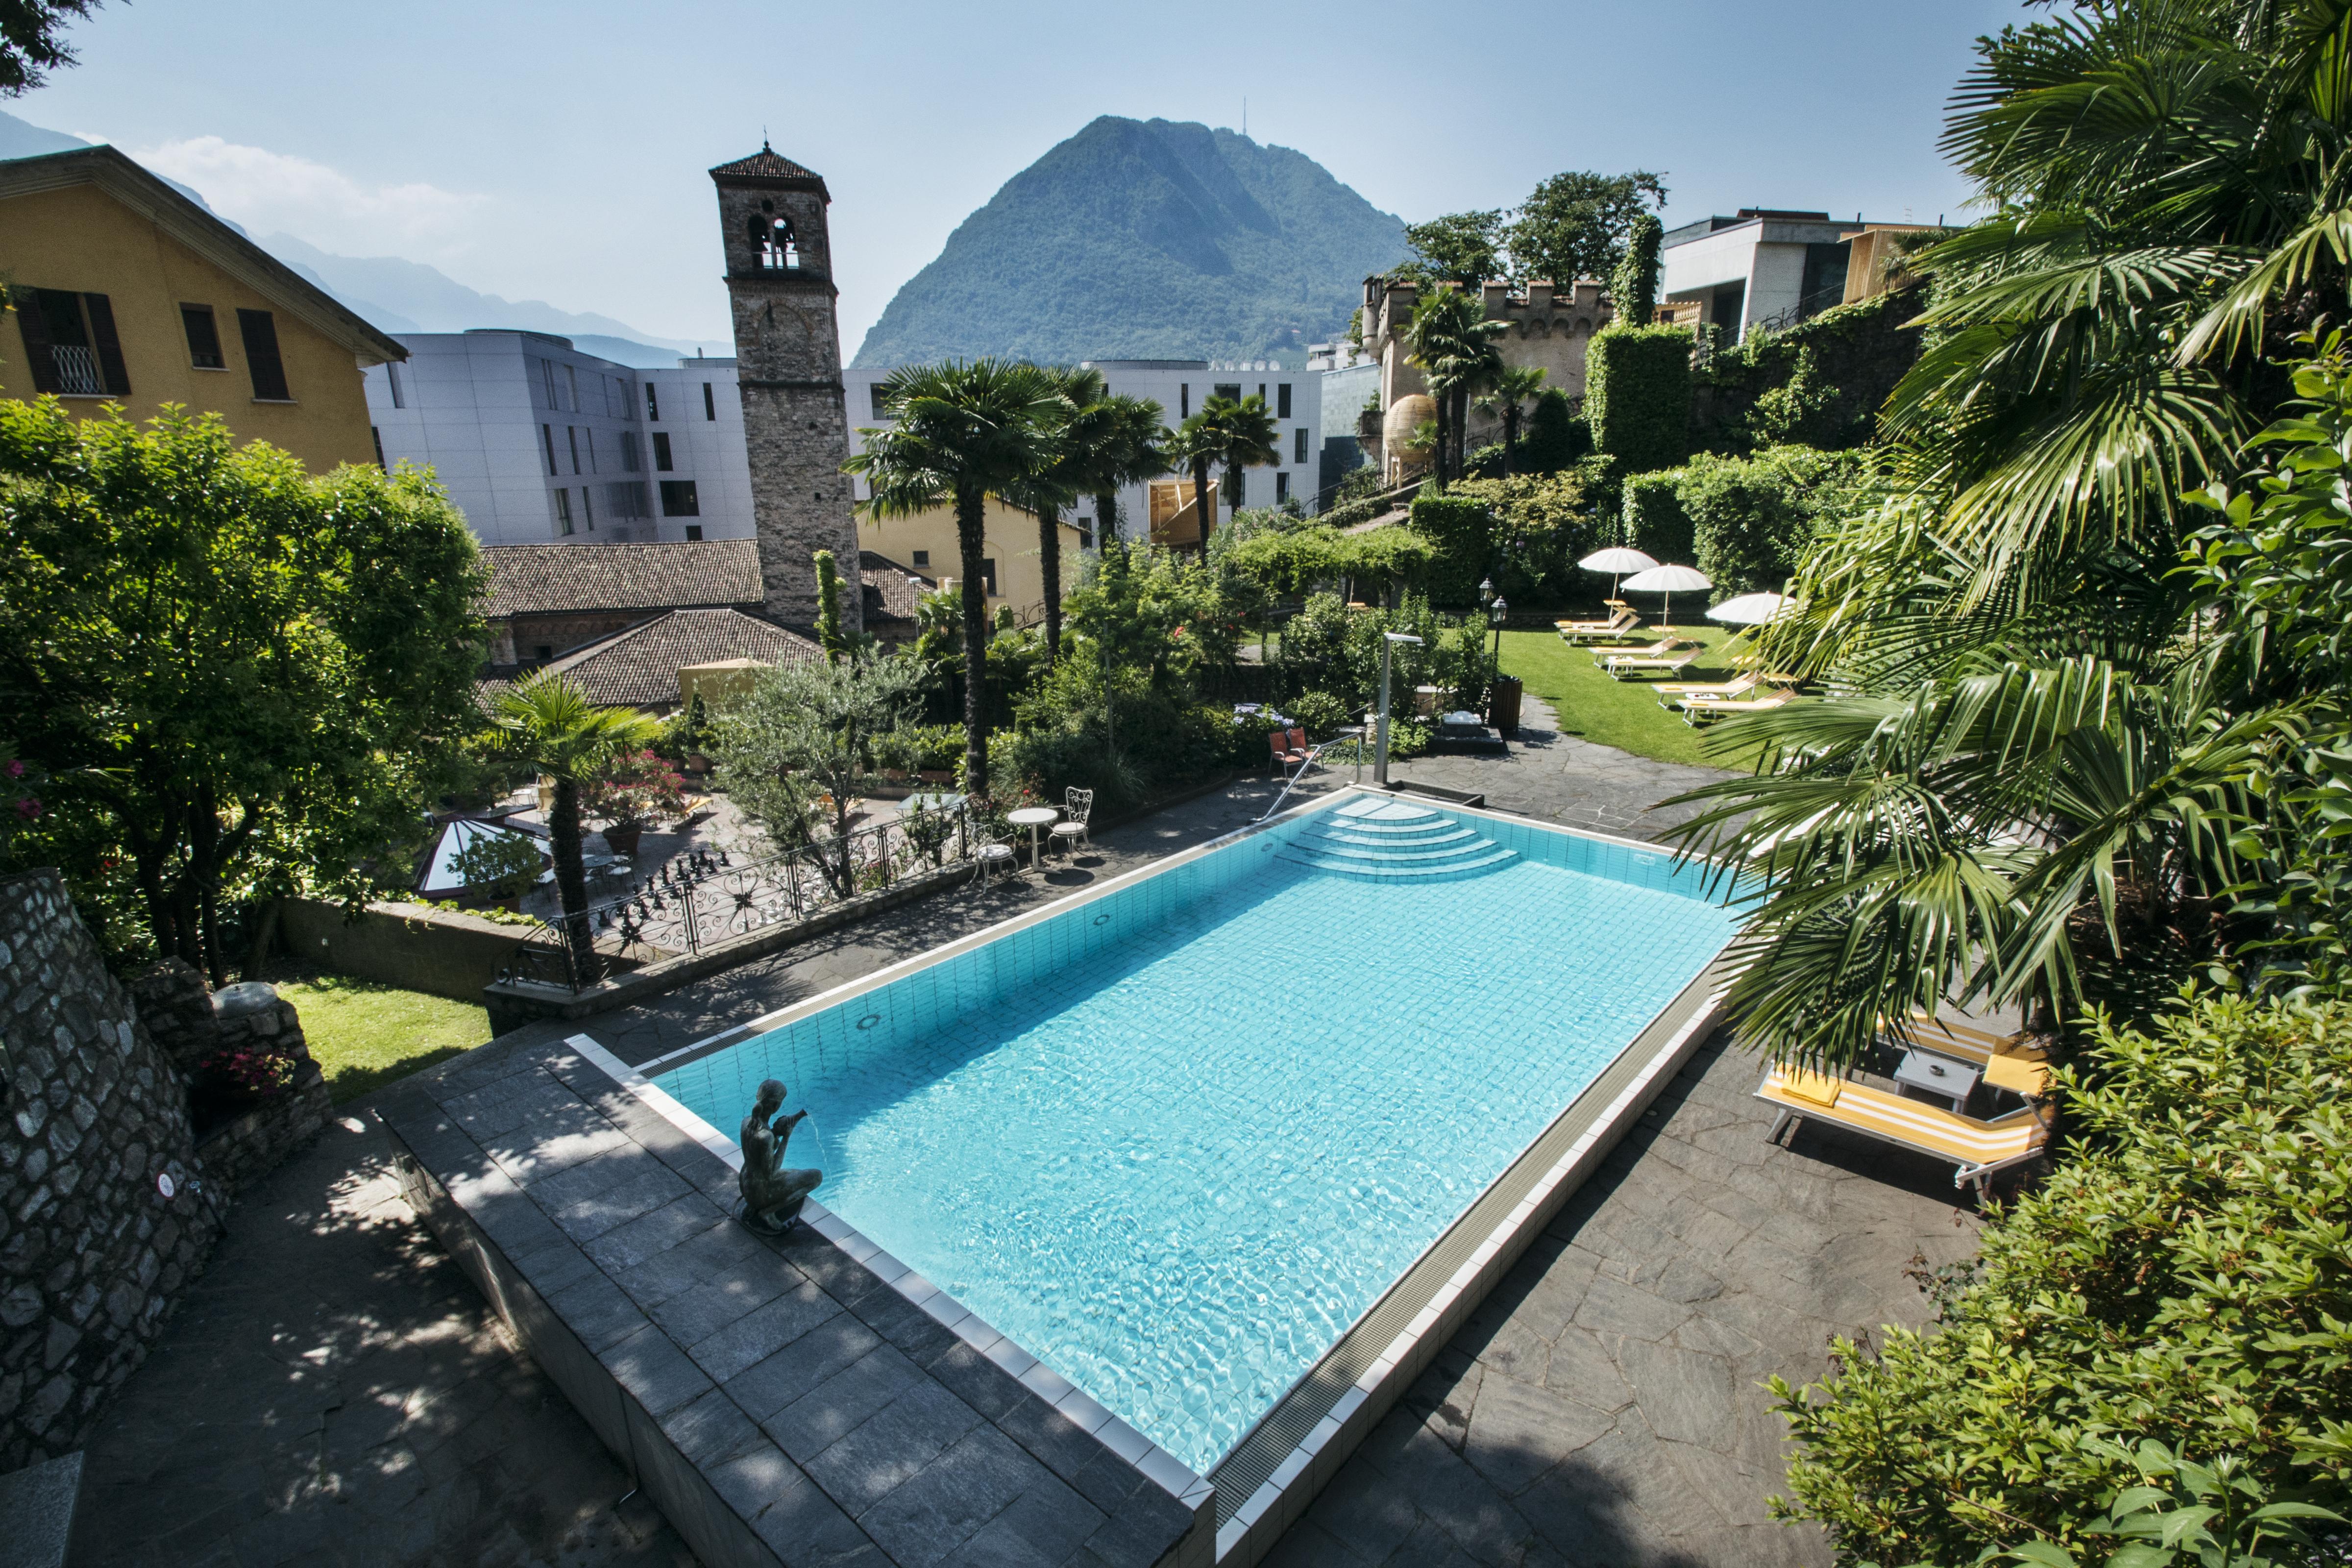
[495,800,979,993]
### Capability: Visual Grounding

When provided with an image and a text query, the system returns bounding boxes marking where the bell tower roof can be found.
[709,142,830,198]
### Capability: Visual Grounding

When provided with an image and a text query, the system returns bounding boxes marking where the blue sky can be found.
[17,0,2018,352]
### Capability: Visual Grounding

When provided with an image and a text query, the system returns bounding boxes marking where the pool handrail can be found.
[1256,735,1362,822]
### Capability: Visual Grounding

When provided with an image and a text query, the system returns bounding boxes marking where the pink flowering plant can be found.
[199,1042,295,1099]
[581,750,690,830]
[0,746,44,850]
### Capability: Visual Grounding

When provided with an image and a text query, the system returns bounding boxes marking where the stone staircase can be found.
[1277,796,1518,880]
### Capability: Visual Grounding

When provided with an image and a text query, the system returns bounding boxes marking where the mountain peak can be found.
[851,118,1405,369]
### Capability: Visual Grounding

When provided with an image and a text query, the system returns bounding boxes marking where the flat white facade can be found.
[1661,210,1862,343]
[365,330,755,547]
[840,359,1324,543]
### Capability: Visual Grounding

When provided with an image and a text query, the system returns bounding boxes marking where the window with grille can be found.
[1295,427,1309,465]
[237,309,290,400]
[12,288,130,396]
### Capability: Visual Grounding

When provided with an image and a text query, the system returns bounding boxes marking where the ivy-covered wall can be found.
[1586,324,1692,475]
[1690,281,1925,455]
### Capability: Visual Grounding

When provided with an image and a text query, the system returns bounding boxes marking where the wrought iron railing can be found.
[494,800,979,993]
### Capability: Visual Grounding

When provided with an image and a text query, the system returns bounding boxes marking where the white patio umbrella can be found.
[1620,563,1711,635]
[1705,591,1789,627]
[1577,546,1658,604]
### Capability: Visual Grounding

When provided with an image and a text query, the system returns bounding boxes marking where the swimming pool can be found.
[644,792,1737,1478]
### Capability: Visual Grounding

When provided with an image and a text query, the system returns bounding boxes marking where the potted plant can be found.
[665,694,715,774]
[584,749,690,858]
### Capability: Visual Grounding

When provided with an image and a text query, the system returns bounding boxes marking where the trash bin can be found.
[1487,675,1524,736]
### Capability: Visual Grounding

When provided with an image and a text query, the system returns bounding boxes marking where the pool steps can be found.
[1277,798,1519,880]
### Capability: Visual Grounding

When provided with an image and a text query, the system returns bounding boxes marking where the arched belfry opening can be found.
[751,199,799,270]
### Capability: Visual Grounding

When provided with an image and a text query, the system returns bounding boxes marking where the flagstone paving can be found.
[70,732,1984,1567]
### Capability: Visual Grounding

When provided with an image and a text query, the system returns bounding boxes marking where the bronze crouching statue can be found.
[737,1078,823,1234]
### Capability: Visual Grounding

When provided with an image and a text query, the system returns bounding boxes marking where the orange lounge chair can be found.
[1268,728,1308,778]
[1755,1063,2055,1197]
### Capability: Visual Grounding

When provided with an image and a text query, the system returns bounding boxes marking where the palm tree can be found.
[1403,285,1505,486]
[846,359,1065,798]
[1165,407,1227,555]
[1655,0,2352,1070]
[1079,393,1168,548]
[489,673,664,984]
[1212,392,1282,518]
[1476,365,1548,475]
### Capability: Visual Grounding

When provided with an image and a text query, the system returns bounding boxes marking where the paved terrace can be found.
[72,720,1981,1567]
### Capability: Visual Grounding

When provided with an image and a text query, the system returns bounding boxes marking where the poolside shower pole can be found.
[1377,632,1423,787]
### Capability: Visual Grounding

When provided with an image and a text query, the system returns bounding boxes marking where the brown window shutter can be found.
[236,308,290,401]
[81,294,129,396]
[11,287,62,394]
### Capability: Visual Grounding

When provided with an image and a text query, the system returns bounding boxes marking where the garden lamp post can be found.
[1488,595,1508,661]
[1376,631,1423,786]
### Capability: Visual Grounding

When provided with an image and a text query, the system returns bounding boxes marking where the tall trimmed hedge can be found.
[1406,493,1491,608]
[1519,387,1586,474]
[1585,323,1692,475]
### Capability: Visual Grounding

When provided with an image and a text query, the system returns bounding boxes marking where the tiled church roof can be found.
[708,144,827,187]
[483,541,762,618]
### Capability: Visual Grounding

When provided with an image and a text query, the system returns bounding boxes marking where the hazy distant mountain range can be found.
[851,117,1409,370]
[0,109,699,367]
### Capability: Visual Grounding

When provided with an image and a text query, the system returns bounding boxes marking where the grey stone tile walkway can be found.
[70,1114,696,1568]
[1389,695,1738,840]
[1261,1034,1981,1568]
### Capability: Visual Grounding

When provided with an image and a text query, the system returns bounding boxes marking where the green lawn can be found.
[1498,624,1766,768]
[270,972,490,1104]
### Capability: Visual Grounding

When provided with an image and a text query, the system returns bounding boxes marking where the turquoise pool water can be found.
[651,798,1736,1474]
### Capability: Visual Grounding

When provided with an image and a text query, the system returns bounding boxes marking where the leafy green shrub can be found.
[1585,323,1691,474]
[1407,492,1492,607]
[1274,591,1495,712]
[1452,471,1603,606]
[1620,469,1694,562]
[1287,690,1351,737]
[1679,445,1865,592]
[1772,989,2352,1566]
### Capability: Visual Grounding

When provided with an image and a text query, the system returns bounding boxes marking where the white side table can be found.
[1006,806,1058,871]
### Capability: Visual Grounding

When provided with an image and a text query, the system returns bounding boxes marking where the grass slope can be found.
[272,972,489,1104]
[1498,626,1764,768]
[853,117,1407,368]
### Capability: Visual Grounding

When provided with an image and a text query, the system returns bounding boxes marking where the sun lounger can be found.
[1555,608,1639,642]
[1678,690,1795,724]
[1755,1063,2055,1197]
[1652,671,1764,706]
[1601,647,1703,679]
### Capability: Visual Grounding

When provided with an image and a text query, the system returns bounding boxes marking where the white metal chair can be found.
[974,838,1018,887]
[1050,788,1095,857]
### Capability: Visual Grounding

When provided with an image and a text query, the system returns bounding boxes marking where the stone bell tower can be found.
[710,143,861,634]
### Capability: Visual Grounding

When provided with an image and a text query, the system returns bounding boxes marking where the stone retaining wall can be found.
[0,871,224,1472]
[128,961,332,1200]
[280,897,528,1003]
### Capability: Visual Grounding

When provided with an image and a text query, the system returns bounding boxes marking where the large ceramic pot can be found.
[603,822,644,858]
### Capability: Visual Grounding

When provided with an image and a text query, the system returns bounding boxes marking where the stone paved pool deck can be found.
[72,726,1983,1566]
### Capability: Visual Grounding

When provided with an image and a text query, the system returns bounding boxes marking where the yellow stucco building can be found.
[0,145,403,473]
[857,495,1085,624]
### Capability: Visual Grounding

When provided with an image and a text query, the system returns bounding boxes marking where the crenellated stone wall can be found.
[0,870,224,1472]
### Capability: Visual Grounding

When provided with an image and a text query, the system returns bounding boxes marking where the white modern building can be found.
[363,330,754,547]
[840,358,1323,541]
[1662,209,1870,343]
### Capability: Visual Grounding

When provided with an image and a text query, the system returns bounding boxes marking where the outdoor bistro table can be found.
[1007,806,1058,869]
[1893,1049,1980,1112]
